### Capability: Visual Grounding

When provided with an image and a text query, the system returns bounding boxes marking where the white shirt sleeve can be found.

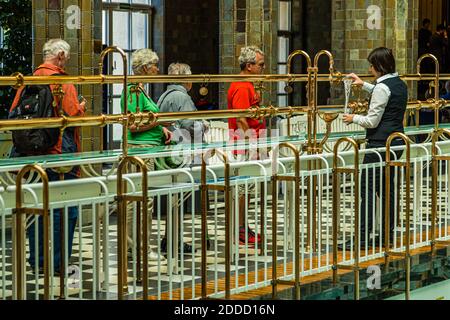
[362,82,375,93]
[353,83,391,129]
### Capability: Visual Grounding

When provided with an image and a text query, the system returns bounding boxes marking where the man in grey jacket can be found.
[157,63,209,254]
[157,63,208,145]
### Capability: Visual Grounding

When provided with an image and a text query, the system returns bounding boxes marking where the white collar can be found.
[376,73,399,83]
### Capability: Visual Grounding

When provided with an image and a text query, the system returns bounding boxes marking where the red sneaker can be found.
[239,226,261,245]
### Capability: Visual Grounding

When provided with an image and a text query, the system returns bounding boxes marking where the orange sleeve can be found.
[9,87,24,112]
[61,84,85,116]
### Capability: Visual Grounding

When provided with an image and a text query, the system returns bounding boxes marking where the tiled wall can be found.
[32,0,103,152]
[331,0,418,74]
[30,0,422,142]
[331,0,419,101]
[219,0,278,109]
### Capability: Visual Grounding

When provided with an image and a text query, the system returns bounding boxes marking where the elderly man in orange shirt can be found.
[10,39,85,275]
[228,46,266,246]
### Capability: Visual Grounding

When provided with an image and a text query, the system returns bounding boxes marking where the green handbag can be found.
[154,140,186,170]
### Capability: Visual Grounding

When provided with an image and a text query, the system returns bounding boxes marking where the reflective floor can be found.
[387,279,450,300]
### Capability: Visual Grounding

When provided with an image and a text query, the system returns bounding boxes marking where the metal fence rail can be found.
[0,139,450,300]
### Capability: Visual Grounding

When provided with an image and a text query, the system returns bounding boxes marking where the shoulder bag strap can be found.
[157,89,177,109]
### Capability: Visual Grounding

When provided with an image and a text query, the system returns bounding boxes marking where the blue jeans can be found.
[27,169,79,271]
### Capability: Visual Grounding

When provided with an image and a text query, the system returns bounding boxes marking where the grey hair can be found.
[238,46,264,70]
[168,63,192,75]
[168,63,192,85]
[42,39,71,60]
[131,49,159,75]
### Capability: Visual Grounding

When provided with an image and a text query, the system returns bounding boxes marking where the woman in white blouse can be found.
[341,47,408,249]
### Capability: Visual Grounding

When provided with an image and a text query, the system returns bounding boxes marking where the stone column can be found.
[32,0,103,152]
[331,0,418,100]
[327,1,422,243]
[219,0,278,109]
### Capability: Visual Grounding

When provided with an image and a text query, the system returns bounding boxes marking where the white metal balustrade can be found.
[0,138,449,300]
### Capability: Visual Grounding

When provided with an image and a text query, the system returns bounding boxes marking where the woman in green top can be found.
[121,48,172,146]
[121,48,172,262]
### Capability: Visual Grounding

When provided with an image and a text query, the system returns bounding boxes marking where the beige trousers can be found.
[126,144,156,251]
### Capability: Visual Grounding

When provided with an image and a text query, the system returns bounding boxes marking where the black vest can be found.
[366,76,408,142]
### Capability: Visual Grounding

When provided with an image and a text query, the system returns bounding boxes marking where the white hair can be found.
[238,46,264,70]
[42,39,71,60]
[168,63,192,75]
[168,63,192,85]
[131,49,159,75]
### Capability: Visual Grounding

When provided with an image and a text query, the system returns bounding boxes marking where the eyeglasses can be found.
[251,62,265,68]
[144,64,159,72]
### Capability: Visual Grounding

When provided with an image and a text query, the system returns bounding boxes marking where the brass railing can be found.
[384,133,413,300]
[332,138,361,300]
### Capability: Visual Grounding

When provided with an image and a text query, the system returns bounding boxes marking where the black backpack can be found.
[9,84,61,155]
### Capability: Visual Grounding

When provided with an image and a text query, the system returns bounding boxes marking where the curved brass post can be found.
[332,138,360,300]
[430,129,450,257]
[99,46,129,155]
[116,156,149,300]
[314,50,337,151]
[14,165,49,300]
[287,50,313,75]
[287,50,316,254]
[385,132,412,300]
[287,51,313,144]
[200,149,231,299]
[314,50,336,81]
[271,142,301,300]
[303,51,338,252]
[417,54,440,129]
[318,112,339,150]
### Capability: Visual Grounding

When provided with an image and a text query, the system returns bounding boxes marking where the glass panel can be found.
[278,81,286,94]
[112,98,123,141]
[131,12,148,50]
[113,124,123,142]
[278,95,288,107]
[278,37,289,63]
[279,1,291,31]
[113,84,124,97]
[102,1,154,149]
[112,11,130,49]
[112,52,124,75]
[5,121,447,165]
[102,10,108,44]
[112,97,122,114]
[112,53,125,95]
